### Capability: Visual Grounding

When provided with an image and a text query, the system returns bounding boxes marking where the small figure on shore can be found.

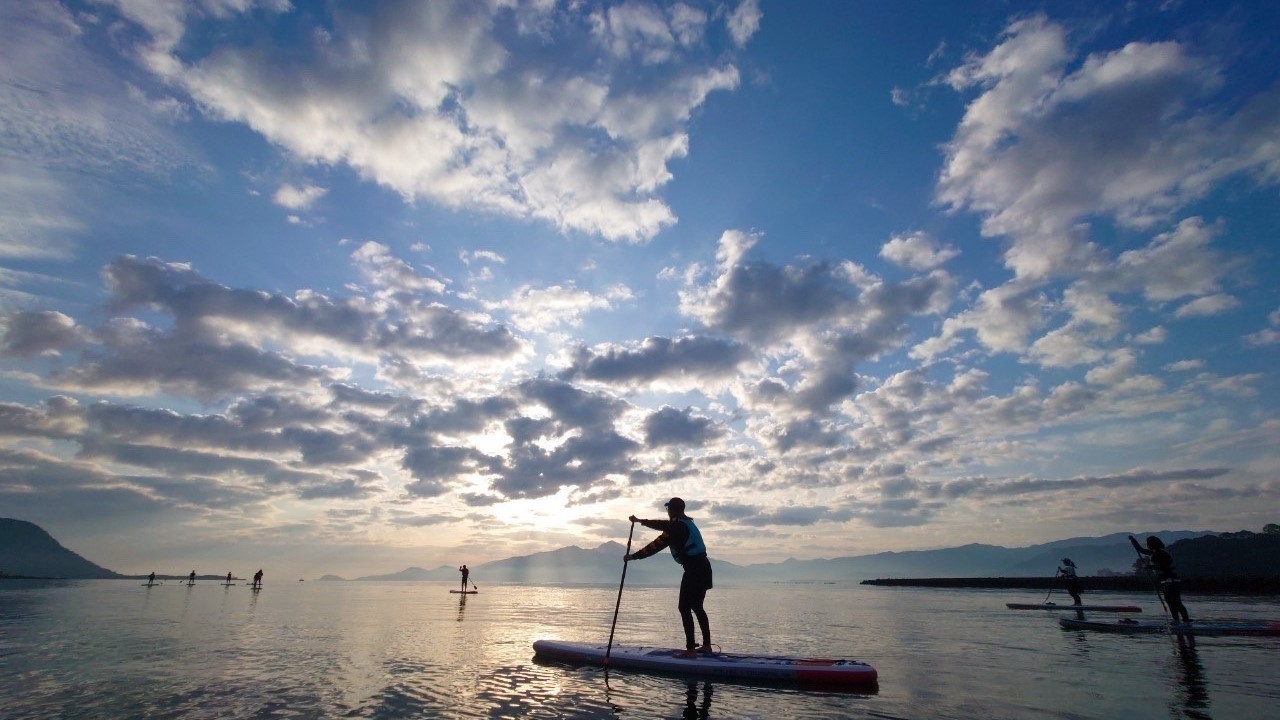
[1059,558,1082,605]
[625,497,713,659]
[252,569,264,589]
[459,564,470,592]
[187,570,196,585]
[1131,535,1191,624]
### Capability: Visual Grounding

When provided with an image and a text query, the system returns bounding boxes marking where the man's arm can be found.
[626,532,671,561]
[625,518,687,561]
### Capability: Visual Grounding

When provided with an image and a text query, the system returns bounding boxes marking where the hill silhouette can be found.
[0,518,121,579]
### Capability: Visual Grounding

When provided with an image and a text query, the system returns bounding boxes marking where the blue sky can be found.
[2,0,1278,577]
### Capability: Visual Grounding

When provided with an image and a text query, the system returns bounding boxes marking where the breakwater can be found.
[860,575,1280,594]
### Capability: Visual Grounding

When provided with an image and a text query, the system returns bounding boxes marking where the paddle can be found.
[604,520,636,671]
[1043,569,1060,603]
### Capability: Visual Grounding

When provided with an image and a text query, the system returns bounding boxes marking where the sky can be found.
[2,0,1279,579]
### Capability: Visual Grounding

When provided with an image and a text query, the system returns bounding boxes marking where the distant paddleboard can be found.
[141,583,160,587]
[533,639,878,689]
[1007,602,1141,612]
[221,583,236,586]
[450,590,478,594]
[1060,617,1280,636]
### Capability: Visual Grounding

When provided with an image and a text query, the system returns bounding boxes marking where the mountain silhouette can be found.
[0,518,122,579]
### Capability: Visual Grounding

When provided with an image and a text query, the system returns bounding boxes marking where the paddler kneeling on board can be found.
[625,497,714,659]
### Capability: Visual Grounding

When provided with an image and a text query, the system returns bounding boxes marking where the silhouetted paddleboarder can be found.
[1059,558,1082,605]
[1131,535,1191,623]
[625,497,714,659]
[187,570,196,586]
[252,569,264,589]
[459,564,470,592]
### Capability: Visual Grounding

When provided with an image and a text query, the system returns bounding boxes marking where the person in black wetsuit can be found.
[625,497,713,659]
[252,569,264,589]
[147,571,156,585]
[459,565,470,592]
[1059,557,1083,605]
[187,570,196,585]
[1131,535,1191,623]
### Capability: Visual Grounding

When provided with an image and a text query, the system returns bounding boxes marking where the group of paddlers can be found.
[1055,535,1190,623]
[145,569,264,588]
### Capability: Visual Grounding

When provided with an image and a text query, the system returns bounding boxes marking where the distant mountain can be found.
[0,518,122,579]
[345,530,1225,586]
[356,565,457,581]
[1168,532,1280,578]
[318,574,346,581]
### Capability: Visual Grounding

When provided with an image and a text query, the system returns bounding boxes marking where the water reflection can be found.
[1171,635,1211,720]
[457,593,468,622]
[681,681,713,719]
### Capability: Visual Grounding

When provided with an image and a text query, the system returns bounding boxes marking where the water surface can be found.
[1,580,1275,718]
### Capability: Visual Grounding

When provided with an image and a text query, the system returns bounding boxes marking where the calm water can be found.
[1,580,1276,719]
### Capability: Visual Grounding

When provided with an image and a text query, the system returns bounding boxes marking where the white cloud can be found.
[113,1,746,242]
[726,0,762,47]
[273,183,327,210]
[1174,293,1240,318]
[491,283,633,333]
[939,16,1280,280]
[1133,326,1167,344]
[880,231,960,270]
[1243,309,1280,347]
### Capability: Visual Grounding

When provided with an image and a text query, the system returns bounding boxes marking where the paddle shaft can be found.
[1044,569,1059,602]
[604,521,636,667]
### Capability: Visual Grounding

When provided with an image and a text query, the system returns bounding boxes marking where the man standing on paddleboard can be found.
[625,497,714,659]
[459,564,470,592]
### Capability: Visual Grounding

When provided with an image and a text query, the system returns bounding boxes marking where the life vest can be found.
[668,518,707,565]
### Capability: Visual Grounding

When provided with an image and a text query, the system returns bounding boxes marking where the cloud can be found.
[643,406,723,448]
[933,466,1230,500]
[108,1,750,241]
[880,231,959,270]
[273,183,327,210]
[726,0,762,47]
[708,502,853,527]
[490,283,633,333]
[559,335,751,388]
[939,15,1280,280]
[1174,293,1240,318]
[0,2,198,259]
[1,310,83,358]
[1243,309,1280,347]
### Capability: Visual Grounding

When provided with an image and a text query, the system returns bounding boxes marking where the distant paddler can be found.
[252,569,264,589]
[148,572,156,585]
[1058,558,1082,606]
[459,564,470,592]
[187,570,196,586]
